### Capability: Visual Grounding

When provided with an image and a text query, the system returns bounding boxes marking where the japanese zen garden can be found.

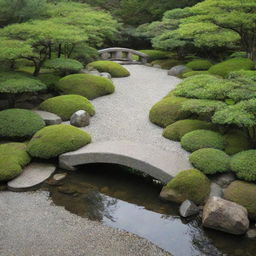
[0,1,256,256]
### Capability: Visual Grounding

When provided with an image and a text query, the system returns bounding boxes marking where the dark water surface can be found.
[43,164,256,256]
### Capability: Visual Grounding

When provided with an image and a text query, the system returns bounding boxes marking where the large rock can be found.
[168,65,188,76]
[211,172,236,188]
[70,110,90,127]
[209,182,223,198]
[202,197,249,235]
[100,72,112,79]
[179,200,199,217]
[33,110,62,125]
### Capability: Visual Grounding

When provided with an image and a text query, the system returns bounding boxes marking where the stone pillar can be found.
[101,52,110,60]
[112,51,123,60]
[127,52,133,61]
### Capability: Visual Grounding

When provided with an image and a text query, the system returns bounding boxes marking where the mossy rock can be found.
[189,148,230,175]
[181,129,225,152]
[163,119,217,141]
[161,169,210,204]
[87,61,130,78]
[230,150,256,181]
[39,95,95,121]
[56,74,115,100]
[27,124,91,159]
[149,96,191,128]
[0,109,45,139]
[186,59,212,70]
[224,180,256,220]
[0,143,31,181]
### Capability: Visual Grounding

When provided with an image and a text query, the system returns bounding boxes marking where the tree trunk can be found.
[58,44,62,58]
[48,45,52,59]
[33,63,41,76]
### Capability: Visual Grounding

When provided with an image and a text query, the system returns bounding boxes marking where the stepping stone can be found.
[33,110,62,125]
[8,162,56,192]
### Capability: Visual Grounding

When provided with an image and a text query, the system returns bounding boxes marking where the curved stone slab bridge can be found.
[98,47,148,64]
[59,140,192,184]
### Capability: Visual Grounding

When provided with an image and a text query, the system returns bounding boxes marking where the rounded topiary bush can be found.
[230,150,256,181]
[27,124,91,159]
[39,95,95,121]
[149,96,190,127]
[0,109,45,139]
[182,71,209,78]
[189,148,230,175]
[139,50,171,61]
[0,143,31,181]
[224,181,256,220]
[161,169,210,204]
[151,59,180,69]
[181,129,225,152]
[56,74,115,100]
[163,119,216,141]
[87,61,130,78]
[186,59,212,70]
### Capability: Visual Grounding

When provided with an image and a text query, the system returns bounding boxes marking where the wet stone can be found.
[246,229,256,239]
[179,200,199,218]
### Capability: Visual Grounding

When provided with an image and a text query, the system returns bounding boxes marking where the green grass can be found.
[186,59,212,70]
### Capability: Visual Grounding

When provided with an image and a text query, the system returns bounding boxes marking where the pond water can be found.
[43,164,256,256]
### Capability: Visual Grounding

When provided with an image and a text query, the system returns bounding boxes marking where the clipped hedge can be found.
[38,73,60,89]
[182,71,209,78]
[189,148,230,175]
[0,109,45,139]
[39,95,95,121]
[139,50,172,61]
[0,143,31,181]
[181,129,225,152]
[27,124,91,159]
[163,119,216,141]
[56,74,115,100]
[87,61,130,78]
[186,59,212,70]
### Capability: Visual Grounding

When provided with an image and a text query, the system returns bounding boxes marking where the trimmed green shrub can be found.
[87,61,130,78]
[39,95,95,121]
[0,143,31,181]
[229,52,247,59]
[0,109,45,139]
[189,148,230,175]
[208,58,254,77]
[139,50,172,61]
[56,74,115,100]
[27,124,91,159]
[182,71,209,78]
[224,181,256,220]
[228,70,256,81]
[163,119,216,141]
[149,96,190,127]
[38,73,61,90]
[224,129,252,155]
[150,59,181,69]
[230,150,256,181]
[181,129,225,152]
[0,71,34,82]
[70,45,98,65]
[163,169,210,204]
[186,59,212,70]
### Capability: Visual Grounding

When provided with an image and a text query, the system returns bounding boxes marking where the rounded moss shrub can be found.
[189,148,230,175]
[181,129,225,152]
[0,143,31,181]
[139,50,172,61]
[182,71,209,78]
[186,59,212,70]
[163,119,216,141]
[56,74,115,100]
[149,96,190,127]
[27,124,91,159]
[208,58,254,77]
[163,169,210,204]
[87,61,130,78]
[39,95,95,121]
[224,181,256,220]
[230,150,256,181]
[0,109,45,139]
[151,59,181,69]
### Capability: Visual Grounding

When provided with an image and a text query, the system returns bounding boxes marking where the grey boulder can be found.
[168,65,188,76]
[209,182,223,198]
[246,229,256,239]
[70,110,90,127]
[33,110,62,125]
[211,172,236,188]
[179,200,199,217]
[100,72,112,79]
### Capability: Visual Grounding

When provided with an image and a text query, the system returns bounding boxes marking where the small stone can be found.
[89,70,101,76]
[168,65,189,76]
[246,229,256,239]
[209,182,223,198]
[100,186,109,193]
[70,110,90,127]
[179,200,199,217]
[53,173,67,181]
[80,69,90,74]
[211,172,236,188]
[100,72,112,79]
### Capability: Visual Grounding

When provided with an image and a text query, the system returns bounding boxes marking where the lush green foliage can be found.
[181,129,225,152]
[0,143,31,181]
[229,52,247,59]
[57,74,115,100]
[38,73,61,89]
[0,109,45,139]
[139,50,172,61]
[39,95,95,121]
[27,124,91,159]
[182,71,209,78]
[189,148,230,175]
[186,59,212,70]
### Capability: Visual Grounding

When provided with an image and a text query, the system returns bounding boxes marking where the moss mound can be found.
[163,119,216,141]
[149,96,190,127]
[189,148,230,175]
[27,124,91,159]
[230,150,256,181]
[0,109,45,139]
[87,61,130,78]
[139,50,172,61]
[56,74,115,100]
[163,169,210,204]
[151,59,181,69]
[208,58,254,77]
[181,129,225,152]
[182,70,209,78]
[0,143,31,181]
[186,59,212,70]
[224,181,256,220]
[39,95,95,121]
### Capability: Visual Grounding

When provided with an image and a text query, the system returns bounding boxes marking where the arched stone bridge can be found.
[59,140,191,184]
[98,47,148,64]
